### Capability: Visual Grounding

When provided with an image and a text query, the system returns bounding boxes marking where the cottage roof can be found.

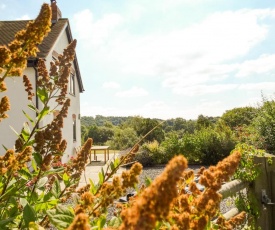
[0,18,84,92]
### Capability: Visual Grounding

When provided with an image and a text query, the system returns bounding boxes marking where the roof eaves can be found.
[64,20,85,93]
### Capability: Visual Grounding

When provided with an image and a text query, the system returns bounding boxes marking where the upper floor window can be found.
[69,73,75,95]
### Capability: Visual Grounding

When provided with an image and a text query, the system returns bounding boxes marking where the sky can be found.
[1,0,275,120]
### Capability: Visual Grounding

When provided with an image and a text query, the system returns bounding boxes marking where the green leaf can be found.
[114,158,120,168]
[48,214,74,230]
[37,106,50,121]
[110,161,115,171]
[47,205,74,230]
[98,172,104,184]
[56,205,74,215]
[21,122,31,141]
[52,177,61,198]
[20,198,28,207]
[108,216,121,227]
[33,152,42,167]
[63,172,70,187]
[22,110,35,126]
[32,158,38,172]
[145,176,152,187]
[23,203,36,227]
[18,167,32,180]
[101,167,105,179]
[2,144,8,151]
[37,87,48,104]
[25,139,35,147]
[97,215,106,229]
[37,177,48,189]
[0,218,16,229]
[9,125,20,137]
[30,191,39,204]
[28,104,39,113]
[89,178,98,195]
[29,222,45,230]
[43,191,53,202]
[44,167,64,176]
[0,181,19,200]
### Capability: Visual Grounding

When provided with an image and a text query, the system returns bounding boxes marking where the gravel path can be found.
[136,165,236,214]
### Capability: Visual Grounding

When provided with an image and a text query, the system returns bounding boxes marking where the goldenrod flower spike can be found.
[119,155,188,230]
[0,96,10,121]
[1,3,51,79]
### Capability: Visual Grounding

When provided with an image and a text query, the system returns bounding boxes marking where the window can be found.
[72,114,76,141]
[69,73,75,95]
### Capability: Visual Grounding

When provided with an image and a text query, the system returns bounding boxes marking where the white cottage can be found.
[0,1,84,162]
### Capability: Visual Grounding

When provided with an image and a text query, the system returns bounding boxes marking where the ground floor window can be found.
[73,114,76,141]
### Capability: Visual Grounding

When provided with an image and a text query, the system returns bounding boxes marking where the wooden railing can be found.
[218,179,247,220]
[215,154,275,229]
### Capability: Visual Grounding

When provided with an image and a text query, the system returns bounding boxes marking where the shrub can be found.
[252,97,275,154]
[134,140,166,166]
[196,127,236,165]
[105,127,138,150]
[179,123,236,165]
[160,132,183,161]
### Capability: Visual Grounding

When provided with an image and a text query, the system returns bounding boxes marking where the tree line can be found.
[81,96,275,165]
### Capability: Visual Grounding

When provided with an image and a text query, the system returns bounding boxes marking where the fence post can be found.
[253,154,275,229]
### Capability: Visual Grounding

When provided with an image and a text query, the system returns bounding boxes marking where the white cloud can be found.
[0,4,6,9]
[236,54,275,77]
[98,8,270,77]
[72,9,123,47]
[102,81,120,89]
[171,84,237,96]
[115,86,149,97]
[77,5,275,119]
[16,14,30,20]
[238,82,275,90]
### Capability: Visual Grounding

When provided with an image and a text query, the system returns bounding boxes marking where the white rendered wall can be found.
[0,68,37,150]
[0,23,82,163]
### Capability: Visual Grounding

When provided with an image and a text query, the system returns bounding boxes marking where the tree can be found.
[196,114,218,130]
[81,124,89,143]
[221,106,258,129]
[105,127,138,150]
[252,98,275,153]
[87,125,114,145]
[133,118,165,143]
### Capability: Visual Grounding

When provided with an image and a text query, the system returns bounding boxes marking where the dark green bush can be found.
[134,141,167,166]
[179,122,236,165]
[252,98,275,154]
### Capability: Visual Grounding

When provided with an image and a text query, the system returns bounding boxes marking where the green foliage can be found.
[196,114,219,130]
[163,118,196,134]
[233,143,265,182]
[252,97,275,154]
[87,125,114,145]
[221,106,258,129]
[131,117,165,143]
[234,190,260,228]
[105,127,138,150]
[232,143,267,229]
[160,132,183,161]
[179,122,236,165]
[81,124,89,144]
[195,127,235,165]
[134,140,166,166]
[81,115,130,127]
